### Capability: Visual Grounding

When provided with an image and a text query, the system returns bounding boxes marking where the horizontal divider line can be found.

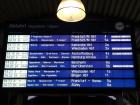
[6,49,133,52]
[5,59,134,61]
[6,50,133,52]
[3,78,136,80]
[7,42,132,43]
[4,69,134,70]
[8,34,131,35]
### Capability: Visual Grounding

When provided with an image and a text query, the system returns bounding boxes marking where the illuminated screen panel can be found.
[2,34,136,88]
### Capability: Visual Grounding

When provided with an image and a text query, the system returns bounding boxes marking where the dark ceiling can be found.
[0,0,140,50]
[0,0,140,24]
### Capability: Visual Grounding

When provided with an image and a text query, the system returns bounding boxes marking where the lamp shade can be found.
[57,0,86,22]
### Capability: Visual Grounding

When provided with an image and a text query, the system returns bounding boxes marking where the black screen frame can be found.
[0,20,139,94]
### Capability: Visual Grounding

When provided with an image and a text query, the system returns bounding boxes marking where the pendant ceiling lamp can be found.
[57,0,86,22]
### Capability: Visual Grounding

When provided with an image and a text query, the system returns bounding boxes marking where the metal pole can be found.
[68,95,72,105]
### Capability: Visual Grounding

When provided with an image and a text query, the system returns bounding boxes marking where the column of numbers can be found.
[3,35,30,88]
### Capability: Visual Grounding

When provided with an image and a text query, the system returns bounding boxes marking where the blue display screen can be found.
[3,34,136,88]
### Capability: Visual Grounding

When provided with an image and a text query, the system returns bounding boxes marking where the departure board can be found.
[2,22,137,89]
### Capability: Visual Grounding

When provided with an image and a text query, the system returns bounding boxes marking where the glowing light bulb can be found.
[57,0,86,22]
